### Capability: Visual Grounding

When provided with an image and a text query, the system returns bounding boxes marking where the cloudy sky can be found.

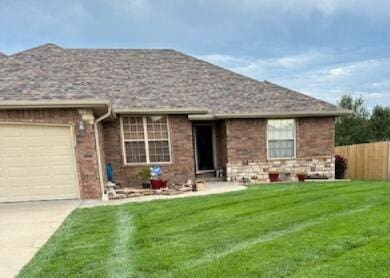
[1,0,390,107]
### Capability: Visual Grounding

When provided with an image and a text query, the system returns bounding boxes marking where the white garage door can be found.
[0,123,79,202]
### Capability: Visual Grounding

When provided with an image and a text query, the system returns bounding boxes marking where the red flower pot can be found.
[297,174,306,182]
[268,173,279,182]
[150,179,167,189]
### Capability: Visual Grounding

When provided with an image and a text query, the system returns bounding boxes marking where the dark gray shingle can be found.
[0,43,342,114]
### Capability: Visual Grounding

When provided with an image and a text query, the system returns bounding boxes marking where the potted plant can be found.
[137,167,151,188]
[149,165,167,189]
[268,171,280,182]
[296,172,307,182]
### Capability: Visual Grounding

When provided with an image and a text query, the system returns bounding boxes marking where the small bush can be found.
[137,166,151,182]
[335,155,348,179]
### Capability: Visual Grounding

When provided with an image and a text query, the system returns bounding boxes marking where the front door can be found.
[194,124,215,173]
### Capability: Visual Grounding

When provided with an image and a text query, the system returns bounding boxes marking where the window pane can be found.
[148,140,170,162]
[268,139,294,158]
[147,116,168,140]
[125,141,146,163]
[122,116,144,140]
[268,119,295,140]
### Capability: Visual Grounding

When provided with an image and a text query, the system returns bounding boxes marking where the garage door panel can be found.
[0,124,79,202]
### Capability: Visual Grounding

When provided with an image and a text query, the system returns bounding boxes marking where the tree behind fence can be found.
[335,141,390,180]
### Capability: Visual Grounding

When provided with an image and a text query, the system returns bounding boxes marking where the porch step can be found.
[200,177,226,182]
[196,172,225,182]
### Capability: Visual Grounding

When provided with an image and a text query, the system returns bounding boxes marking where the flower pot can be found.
[268,173,279,182]
[141,182,150,189]
[150,179,167,189]
[297,173,306,182]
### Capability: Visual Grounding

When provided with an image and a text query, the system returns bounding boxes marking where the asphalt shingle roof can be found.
[0,43,343,114]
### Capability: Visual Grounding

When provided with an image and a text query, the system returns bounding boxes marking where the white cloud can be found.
[328,67,348,77]
[199,51,390,107]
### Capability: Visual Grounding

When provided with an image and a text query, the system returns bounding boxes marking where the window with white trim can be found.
[121,115,171,164]
[267,119,296,159]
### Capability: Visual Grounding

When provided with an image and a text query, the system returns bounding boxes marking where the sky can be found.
[1,0,390,107]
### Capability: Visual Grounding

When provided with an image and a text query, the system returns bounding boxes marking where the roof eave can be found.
[0,99,112,117]
[188,110,352,120]
[114,107,209,115]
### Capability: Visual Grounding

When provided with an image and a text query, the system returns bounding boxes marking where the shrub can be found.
[335,155,348,179]
[137,166,151,182]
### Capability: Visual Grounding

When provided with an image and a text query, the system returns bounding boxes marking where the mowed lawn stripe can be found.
[18,181,390,277]
[106,206,134,277]
[177,203,390,277]
[178,205,372,272]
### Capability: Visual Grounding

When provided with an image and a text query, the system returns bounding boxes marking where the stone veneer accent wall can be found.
[102,115,195,186]
[225,117,335,183]
[0,108,102,199]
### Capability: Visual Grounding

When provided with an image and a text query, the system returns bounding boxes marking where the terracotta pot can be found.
[268,173,279,182]
[297,174,306,182]
[150,179,167,189]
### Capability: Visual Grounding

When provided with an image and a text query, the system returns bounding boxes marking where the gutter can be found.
[114,107,209,115]
[188,109,352,120]
[93,103,113,201]
[0,99,110,109]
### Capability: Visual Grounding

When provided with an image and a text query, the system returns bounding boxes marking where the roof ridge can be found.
[11,43,63,57]
[173,50,267,87]
[64,48,176,52]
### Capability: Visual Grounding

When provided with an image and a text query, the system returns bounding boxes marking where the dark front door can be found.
[194,125,215,172]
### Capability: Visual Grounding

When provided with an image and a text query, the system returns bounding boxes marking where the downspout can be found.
[94,104,112,200]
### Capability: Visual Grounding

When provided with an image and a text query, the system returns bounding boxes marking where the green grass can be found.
[19,181,390,277]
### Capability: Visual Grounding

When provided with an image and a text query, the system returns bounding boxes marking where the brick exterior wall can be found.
[102,115,195,186]
[225,119,267,163]
[225,117,335,182]
[0,109,101,199]
[297,117,335,158]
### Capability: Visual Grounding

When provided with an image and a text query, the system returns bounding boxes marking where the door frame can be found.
[193,122,217,174]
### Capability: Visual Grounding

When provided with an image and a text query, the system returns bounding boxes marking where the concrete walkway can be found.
[81,182,247,208]
[0,200,80,278]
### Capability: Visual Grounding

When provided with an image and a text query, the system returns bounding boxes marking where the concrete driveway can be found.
[0,200,80,278]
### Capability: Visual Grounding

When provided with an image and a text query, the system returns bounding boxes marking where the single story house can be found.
[0,43,349,202]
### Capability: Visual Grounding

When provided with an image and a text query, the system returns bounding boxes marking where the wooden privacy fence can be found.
[335,141,390,180]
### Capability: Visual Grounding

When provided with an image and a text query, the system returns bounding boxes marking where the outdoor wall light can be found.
[79,120,85,131]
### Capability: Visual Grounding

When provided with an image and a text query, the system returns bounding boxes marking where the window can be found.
[267,119,296,159]
[121,116,171,164]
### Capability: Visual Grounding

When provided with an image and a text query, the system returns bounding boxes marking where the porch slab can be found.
[80,182,247,208]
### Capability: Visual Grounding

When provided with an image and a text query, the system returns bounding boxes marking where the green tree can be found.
[335,95,371,146]
[370,105,390,141]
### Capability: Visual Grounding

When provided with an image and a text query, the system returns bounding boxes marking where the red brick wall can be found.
[225,117,335,163]
[0,109,101,199]
[226,119,267,163]
[297,117,335,158]
[102,115,195,186]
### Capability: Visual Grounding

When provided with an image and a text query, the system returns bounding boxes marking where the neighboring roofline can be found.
[0,99,113,117]
[188,110,352,120]
[114,107,209,115]
[0,99,111,109]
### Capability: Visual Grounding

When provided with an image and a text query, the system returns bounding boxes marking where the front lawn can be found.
[19,181,390,277]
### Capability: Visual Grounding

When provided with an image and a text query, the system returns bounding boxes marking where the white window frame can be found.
[120,115,172,165]
[266,119,296,160]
